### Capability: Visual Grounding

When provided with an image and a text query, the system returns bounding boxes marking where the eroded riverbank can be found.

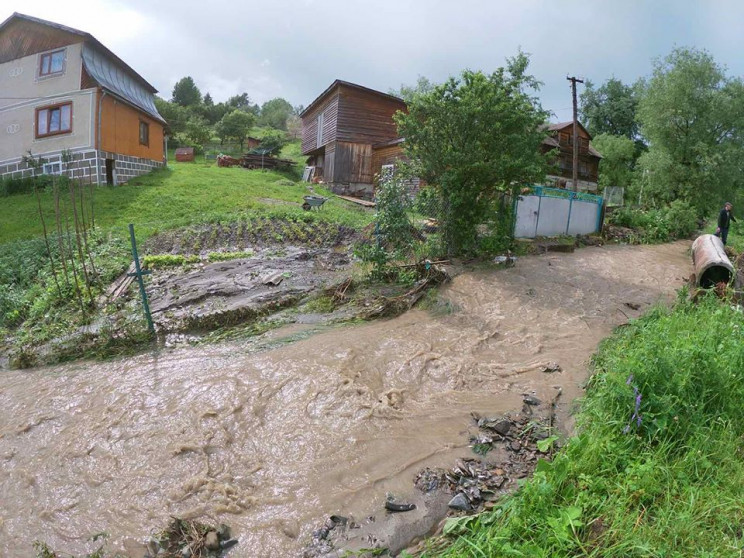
[0,242,691,557]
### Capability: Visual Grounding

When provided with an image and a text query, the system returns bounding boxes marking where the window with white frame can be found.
[42,162,62,175]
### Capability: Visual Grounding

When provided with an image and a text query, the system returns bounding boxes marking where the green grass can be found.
[0,139,372,343]
[0,142,371,245]
[420,294,744,557]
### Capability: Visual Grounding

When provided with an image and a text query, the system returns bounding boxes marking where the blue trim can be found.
[525,185,603,205]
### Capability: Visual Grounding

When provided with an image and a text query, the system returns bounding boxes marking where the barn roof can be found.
[300,79,405,118]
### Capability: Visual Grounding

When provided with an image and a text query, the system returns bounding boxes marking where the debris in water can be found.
[145,518,238,558]
[384,500,417,513]
[523,395,542,406]
[540,361,562,373]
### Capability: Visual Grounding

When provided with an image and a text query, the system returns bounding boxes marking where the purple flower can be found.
[626,375,634,385]
[623,382,643,433]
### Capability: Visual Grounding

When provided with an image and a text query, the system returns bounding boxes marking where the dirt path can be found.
[0,242,691,557]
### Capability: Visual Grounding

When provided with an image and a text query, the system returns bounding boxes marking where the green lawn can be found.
[0,146,371,245]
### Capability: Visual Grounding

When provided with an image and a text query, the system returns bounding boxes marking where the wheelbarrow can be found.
[302,195,327,211]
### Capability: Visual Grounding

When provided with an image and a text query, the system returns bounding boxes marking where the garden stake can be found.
[128,224,156,336]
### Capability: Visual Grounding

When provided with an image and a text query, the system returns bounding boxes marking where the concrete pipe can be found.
[691,234,735,288]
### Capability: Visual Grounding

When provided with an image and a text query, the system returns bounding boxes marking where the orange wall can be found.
[100,93,164,160]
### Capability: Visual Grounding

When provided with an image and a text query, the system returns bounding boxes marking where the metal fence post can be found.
[565,193,575,235]
[128,223,155,336]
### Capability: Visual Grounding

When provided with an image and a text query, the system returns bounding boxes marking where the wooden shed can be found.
[175,147,194,162]
[300,80,407,199]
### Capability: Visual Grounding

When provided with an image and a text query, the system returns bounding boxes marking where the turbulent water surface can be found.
[0,242,691,557]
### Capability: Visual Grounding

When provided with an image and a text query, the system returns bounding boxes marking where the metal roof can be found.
[82,44,165,123]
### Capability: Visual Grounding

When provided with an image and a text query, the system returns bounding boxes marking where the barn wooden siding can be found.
[301,92,339,154]
[371,143,404,172]
[335,87,406,146]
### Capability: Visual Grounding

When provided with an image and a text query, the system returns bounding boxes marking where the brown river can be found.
[0,242,691,557]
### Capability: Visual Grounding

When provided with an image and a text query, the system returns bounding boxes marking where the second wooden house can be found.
[300,80,407,199]
[541,121,602,192]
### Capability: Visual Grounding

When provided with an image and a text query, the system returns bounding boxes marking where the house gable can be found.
[0,14,85,64]
[0,12,166,185]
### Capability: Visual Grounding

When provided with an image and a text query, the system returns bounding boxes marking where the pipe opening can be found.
[699,265,732,289]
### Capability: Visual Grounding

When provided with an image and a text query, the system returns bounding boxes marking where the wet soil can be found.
[0,242,691,557]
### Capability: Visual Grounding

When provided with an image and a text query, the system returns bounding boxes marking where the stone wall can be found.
[97,150,163,185]
[0,148,163,184]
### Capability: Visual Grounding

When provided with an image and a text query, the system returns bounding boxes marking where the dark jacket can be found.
[718,208,736,229]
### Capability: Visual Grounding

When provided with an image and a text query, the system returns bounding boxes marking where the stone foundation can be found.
[98,150,163,185]
[0,149,163,185]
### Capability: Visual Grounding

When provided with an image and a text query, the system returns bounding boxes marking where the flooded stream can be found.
[0,242,691,557]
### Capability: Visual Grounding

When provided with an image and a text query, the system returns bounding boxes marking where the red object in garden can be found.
[175,147,195,162]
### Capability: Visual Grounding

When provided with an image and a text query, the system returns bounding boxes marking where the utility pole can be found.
[567,76,584,192]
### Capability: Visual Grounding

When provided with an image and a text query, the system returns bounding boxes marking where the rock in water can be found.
[448,493,471,511]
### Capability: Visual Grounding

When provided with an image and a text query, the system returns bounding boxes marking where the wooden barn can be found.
[300,80,407,199]
[541,122,602,192]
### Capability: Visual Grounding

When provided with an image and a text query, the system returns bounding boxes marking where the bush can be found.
[0,174,59,197]
[608,200,697,243]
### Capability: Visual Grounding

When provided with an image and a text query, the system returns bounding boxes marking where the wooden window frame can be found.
[139,120,150,146]
[38,48,66,78]
[35,102,73,138]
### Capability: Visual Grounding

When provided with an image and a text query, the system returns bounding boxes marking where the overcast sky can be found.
[4,0,744,121]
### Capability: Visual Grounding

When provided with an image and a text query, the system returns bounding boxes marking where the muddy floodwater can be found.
[0,243,691,557]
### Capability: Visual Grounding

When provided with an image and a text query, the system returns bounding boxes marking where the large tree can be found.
[635,47,744,214]
[580,78,639,140]
[215,109,256,150]
[591,133,636,190]
[258,98,293,130]
[396,53,548,255]
[391,76,437,102]
[171,76,202,107]
[154,97,188,137]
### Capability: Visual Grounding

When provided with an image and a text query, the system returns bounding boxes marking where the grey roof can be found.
[82,44,164,123]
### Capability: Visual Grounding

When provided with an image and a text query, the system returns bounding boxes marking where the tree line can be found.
[580,47,744,218]
[154,76,303,152]
[389,46,743,257]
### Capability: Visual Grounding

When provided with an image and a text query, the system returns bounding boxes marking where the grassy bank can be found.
[421,294,744,557]
[0,148,370,244]
[0,142,373,354]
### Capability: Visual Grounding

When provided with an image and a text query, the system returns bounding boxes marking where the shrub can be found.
[608,200,698,243]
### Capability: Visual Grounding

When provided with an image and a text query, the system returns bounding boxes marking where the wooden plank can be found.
[336,194,376,207]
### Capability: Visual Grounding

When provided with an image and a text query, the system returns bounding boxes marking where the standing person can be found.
[716,202,736,245]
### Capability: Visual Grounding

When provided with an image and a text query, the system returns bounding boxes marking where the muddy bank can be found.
[4,218,366,368]
[0,242,691,557]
